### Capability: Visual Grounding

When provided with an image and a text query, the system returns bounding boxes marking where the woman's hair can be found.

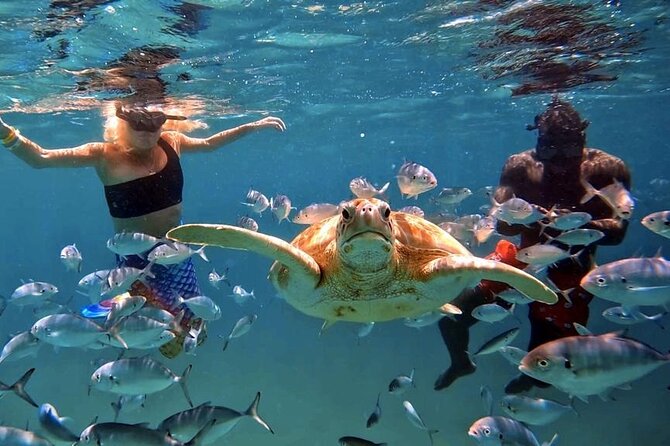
[102,101,208,142]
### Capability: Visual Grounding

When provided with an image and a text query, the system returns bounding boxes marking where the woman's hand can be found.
[252,116,286,132]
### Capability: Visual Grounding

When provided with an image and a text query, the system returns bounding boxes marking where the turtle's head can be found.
[336,198,394,272]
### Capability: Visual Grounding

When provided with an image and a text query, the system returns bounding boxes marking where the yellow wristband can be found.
[2,127,16,146]
[6,132,22,151]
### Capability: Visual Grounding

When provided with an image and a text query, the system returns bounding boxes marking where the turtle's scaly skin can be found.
[168,198,557,324]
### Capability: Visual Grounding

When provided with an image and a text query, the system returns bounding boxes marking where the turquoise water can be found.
[0,1,669,445]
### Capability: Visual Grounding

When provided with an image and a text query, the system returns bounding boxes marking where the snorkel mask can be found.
[116,105,186,132]
[527,96,589,162]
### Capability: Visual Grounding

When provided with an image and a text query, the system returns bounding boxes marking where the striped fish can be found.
[519,332,670,401]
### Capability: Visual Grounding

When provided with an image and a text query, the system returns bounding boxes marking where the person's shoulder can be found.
[584,147,624,162]
[503,149,536,168]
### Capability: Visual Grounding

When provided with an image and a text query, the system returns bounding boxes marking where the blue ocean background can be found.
[1,1,669,445]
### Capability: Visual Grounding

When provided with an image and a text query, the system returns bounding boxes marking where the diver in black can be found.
[434,97,631,392]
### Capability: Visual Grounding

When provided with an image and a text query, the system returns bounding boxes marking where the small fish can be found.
[469,416,558,446]
[432,187,472,206]
[515,244,572,268]
[498,346,528,367]
[148,243,208,265]
[91,357,193,407]
[492,197,535,224]
[471,303,516,323]
[580,177,634,219]
[243,188,270,214]
[230,285,255,305]
[472,327,520,357]
[398,205,425,217]
[77,420,214,446]
[544,210,592,231]
[111,394,147,422]
[208,267,231,289]
[357,322,375,340]
[10,282,59,307]
[31,314,123,348]
[519,332,670,401]
[366,393,382,428]
[500,395,576,426]
[438,222,473,244]
[641,210,670,239]
[179,295,221,321]
[292,203,340,224]
[0,426,53,446]
[78,270,110,303]
[98,315,171,349]
[388,368,415,395]
[339,436,387,446]
[350,177,390,199]
[403,311,445,328]
[106,231,163,256]
[60,244,83,273]
[580,256,670,308]
[237,215,259,232]
[572,322,593,336]
[402,400,438,446]
[105,294,146,327]
[101,264,155,296]
[0,331,41,365]
[602,306,666,327]
[480,385,493,416]
[473,215,497,245]
[184,324,203,356]
[546,228,604,246]
[221,314,258,351]
[38,403,80,442]
[496,289,533,305]
[270,194,294,224]
[397,161,438,199]
[0,368,38,408]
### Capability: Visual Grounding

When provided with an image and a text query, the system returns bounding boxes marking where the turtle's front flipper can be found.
[424,254,558,304]
[167,224,321,288]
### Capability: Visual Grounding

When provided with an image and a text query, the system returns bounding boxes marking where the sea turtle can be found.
[167,198,557,323]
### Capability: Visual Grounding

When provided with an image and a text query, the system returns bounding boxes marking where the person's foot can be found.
[434,361,476,391]
[504,373,551,394]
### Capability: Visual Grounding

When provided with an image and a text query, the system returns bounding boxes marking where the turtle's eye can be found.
[341,207,354,222]
[380,205,391,220]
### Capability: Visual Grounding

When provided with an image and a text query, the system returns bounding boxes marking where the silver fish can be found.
[98,315,170,349]
[350,177,390,199]
[38,403,79,443]
[339,436,387,446]
[547,228,604,246]
[519,332,670,401]
[105,294,146,327]
[388,368,414,395]
[500,395,576,426]
[221,314,257,351]
[0,368,38,408]
[270,194,293,224]
[31,314,116,348]
[237,215,259,232]
[432,187,472,206]
[208,268,230,289]
[10,282,59,307]
[403,311,445,328]
[641,210,670,238]
[230,285,255,305]
[0,426,53,446]
[580,178,634,219]
[242,188,270,214]
[398,205,425,217]
[78,270,110,303]
[111,394,147,422]
[515,244,572,268]
[101,264,155,296]
[474,215,497,245]
[148,243,208,265]
[292,203,339,224]
[472,327,520,357]
[401,400,438,446]
[91,357,193,407]
[179,295,221,321]
[492,197,534,224]
[0,331,41,365]
[396,161,438,199]
[580,256,670,307]
[545,210,592,231]
[471,303,516,323]
[76,420,213,446]
[469,416,558,446]
[498,346,528,367]
[602,306,666,327]
[366,393,382,428]
[157,392,273,443]
[60,244,83,273]
[357,322,375,340]
[106,231,163,256]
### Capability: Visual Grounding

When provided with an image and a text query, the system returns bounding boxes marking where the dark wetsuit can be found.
[436,148,631,390]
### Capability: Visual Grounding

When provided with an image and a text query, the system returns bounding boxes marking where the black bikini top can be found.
[104,138,183,219]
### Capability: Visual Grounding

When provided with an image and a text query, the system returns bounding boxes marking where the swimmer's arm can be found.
[4,133,102,168]
[174,116,286,153]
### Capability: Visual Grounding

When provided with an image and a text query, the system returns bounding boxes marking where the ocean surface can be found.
[0,1,669,445]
